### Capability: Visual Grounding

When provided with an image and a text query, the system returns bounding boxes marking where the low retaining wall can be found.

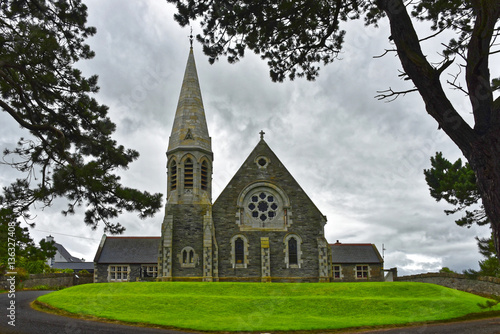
[396,273,500,297]
[1,273,93,289]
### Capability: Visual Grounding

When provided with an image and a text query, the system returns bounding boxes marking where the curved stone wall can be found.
[396,273,500,297]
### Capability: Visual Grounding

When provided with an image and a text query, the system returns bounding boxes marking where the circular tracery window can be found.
[255,156,269,168]
[247,190,279,222]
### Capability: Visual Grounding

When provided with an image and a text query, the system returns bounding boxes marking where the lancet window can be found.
[201,160,209,190]
[184,158,194,189]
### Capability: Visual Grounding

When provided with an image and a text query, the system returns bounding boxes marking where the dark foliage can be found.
[424,152,488,228]
[0,207,56,273]
[0,0,163,233]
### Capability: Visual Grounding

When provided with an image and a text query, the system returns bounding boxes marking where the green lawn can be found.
[37,282,500,331]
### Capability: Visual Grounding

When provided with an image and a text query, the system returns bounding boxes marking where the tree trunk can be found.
[376,0,500,261]
[468,128,500,259]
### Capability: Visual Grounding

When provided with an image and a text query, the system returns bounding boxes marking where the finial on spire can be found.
[189,26,193,47]
[259,130,265,140]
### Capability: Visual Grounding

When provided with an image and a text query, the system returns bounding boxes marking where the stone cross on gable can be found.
[259,130,265,140]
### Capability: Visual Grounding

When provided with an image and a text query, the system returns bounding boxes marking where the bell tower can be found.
[158,42,216,282]
[166,44,213,204]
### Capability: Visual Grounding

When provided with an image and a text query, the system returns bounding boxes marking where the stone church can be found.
[93,46,384,283]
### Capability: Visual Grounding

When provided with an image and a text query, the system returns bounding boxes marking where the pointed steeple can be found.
[167,47,212,155]
[165,46,213,205]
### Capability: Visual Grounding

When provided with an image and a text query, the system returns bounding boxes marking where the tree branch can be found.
[0,98,64,140]
[373,48,397,59]
[375,87,418,102]
[466,0,500,132]
[376,0,477,157]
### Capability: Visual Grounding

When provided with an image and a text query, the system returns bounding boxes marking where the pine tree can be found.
[0,0,162,233]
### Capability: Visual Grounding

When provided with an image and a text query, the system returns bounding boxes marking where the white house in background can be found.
[46,235,94,273]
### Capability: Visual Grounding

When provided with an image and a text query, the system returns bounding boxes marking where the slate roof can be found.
[54,243,83,262]
[331,243,383,264]
[94,237,160,264]
[167,47,211,155]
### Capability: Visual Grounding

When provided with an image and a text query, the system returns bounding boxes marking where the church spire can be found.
[166,45,213,204]
[167,47,212,155]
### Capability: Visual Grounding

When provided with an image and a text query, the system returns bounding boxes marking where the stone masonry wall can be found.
[213,140,327,282]
[396,273,500,297]
[169,204,209,280]
[1,273,93,289]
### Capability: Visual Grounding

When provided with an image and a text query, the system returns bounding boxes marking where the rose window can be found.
[247,191,279,222]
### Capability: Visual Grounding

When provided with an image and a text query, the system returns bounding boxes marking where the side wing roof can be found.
[331,243,383,264]
[94,237,160,264]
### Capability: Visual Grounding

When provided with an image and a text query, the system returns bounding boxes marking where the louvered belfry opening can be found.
[184,158,194,189]
[170,160,177,191]
[201,160,208,190]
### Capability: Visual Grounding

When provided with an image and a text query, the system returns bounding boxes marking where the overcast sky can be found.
[1,0,497,276]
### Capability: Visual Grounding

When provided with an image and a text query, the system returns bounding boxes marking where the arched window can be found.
[288,237,298,265]
[231,235,249,268]
[284,234,302,268]
[170,160,177,191]
[179,246,197,268]
[201,160,208,190]
[184,158,193,189]
[189,249,194,263]
[235,238,244,264]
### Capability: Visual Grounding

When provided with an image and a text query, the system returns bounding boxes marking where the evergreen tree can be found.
[424,152,488,228]
[464,235,500,277]
[0,208,56,274]
[424,152,499,277]
[0,0,162,233]
[166,0,500,259]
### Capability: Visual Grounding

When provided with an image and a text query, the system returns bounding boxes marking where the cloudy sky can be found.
[1,1,497,276]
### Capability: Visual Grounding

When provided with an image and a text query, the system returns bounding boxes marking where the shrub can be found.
[52,268,75,273]
[8,267,29,288]
[21,260,51,274]
[439,267,456,274]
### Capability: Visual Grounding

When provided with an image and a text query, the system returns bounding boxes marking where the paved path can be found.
[1,291,499,334]
[0,291,194,334]
[351,317,500,334]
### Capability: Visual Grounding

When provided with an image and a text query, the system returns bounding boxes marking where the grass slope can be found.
[37,282,500,331]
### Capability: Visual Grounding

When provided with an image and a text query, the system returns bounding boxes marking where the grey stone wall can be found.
[169,204,210,280]
[0,273,93,289]
[94,263,107,283]
[396,273,500,297]
[128,264,143,281]
[213,140,327,282]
